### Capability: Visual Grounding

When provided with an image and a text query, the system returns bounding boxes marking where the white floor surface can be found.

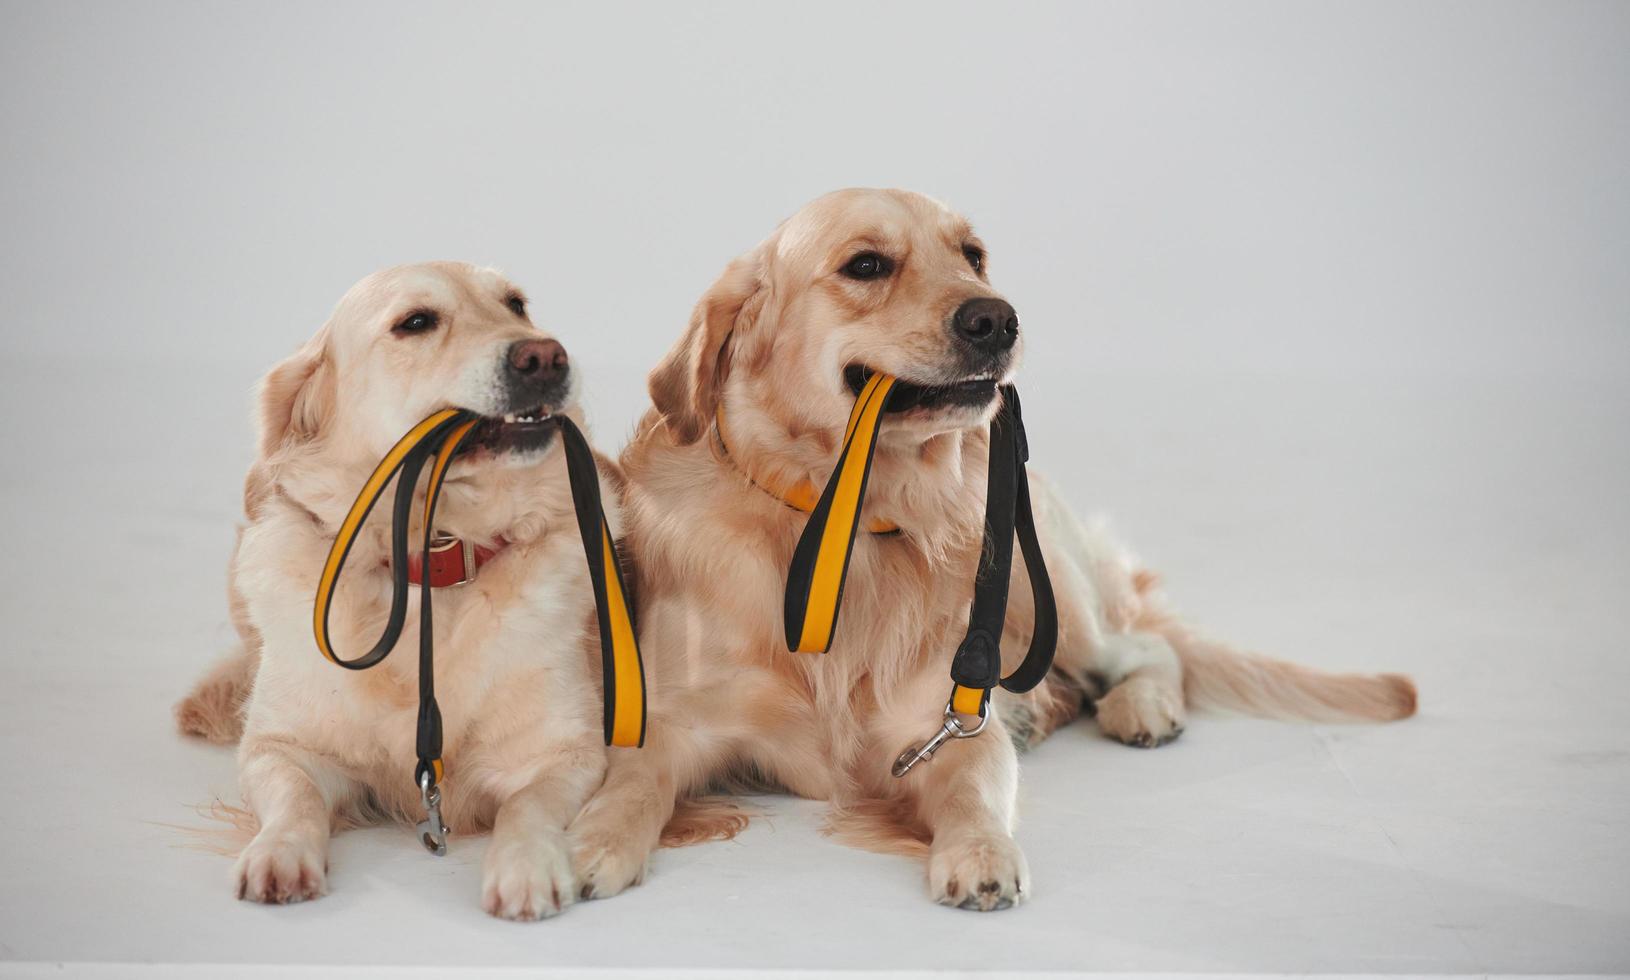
[0,356,1625,976]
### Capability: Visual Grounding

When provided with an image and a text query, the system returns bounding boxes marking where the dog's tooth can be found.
[504,413,516,424]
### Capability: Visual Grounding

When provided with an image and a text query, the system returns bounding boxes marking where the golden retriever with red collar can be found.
[566,188,1416,911]
[178,262,623,919]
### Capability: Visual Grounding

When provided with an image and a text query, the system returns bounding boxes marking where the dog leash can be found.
[312,409,646,855]
[781,376,1057,777]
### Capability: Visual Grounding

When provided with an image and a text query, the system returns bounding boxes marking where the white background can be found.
[1,1,1626,976]
[4,1,1626,390]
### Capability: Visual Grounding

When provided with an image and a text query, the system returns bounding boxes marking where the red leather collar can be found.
[387,534,506,588]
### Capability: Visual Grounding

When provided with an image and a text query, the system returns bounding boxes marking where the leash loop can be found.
[780,378,1057,777]
[783,373,897,653]
[312,409,646,856]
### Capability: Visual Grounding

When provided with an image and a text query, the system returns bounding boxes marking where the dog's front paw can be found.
[570,823,650,901]
[929,831,1029,911]
[234,829,326,904]
[482,830,575,921]
[1096,678,1186,748]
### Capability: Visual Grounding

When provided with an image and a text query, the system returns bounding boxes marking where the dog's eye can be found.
[392,310,440,335]
[506,294,527,317]
[840,251,894,281]
[962,245,984,274]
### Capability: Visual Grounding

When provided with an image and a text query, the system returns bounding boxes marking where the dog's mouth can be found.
[455,405,560,458]
[843,365,999,413]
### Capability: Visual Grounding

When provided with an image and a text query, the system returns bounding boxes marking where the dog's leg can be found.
[567,743,671,900]
[482,739,606,921]
[1018,470,1186,746]
[1014,540,1187,747]
[1091,632,1187,747]
[568,702,729,901]
[569,667,751,902]
[879,680,1028,911]
[916,723,1028,911]
[233,739,351,903]
[570,591,769,901]
[996,546,1103,749]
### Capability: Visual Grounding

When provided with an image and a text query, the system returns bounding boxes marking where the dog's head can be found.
[254,262,578,502]
[650,189,1019,457]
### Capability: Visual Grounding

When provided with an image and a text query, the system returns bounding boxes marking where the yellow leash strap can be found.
[782,372,897,653]
[311,409,646,854]
[313,409,470,670]
[552,417,647,749]
[780,378,1059,776]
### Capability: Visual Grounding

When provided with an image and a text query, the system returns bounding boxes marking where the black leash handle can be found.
[313,410,475,672]
[949,386,1058,700]
[780,380,1058,732]
[311,409,649,853]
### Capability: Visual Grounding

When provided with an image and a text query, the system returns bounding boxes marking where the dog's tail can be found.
[1029,469,1416,724]
[824,797,931,858]
[1145,610,1417,722]
[175,644,258,745]
[660,795,754,848]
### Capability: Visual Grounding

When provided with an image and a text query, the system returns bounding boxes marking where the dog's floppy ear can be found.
[648,249,768,445]
[256,330,335,460]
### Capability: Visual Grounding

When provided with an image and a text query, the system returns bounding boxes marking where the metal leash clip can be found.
[416,770,449,856]
[892,699,993,778]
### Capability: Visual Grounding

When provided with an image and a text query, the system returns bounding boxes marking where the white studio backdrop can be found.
[2,3,1630,972]
[2,0,1626,448]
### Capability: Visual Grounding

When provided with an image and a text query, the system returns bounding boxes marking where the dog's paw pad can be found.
[1096,681,1186,748]
[483,833,575,921]
[233,831,326,904]
[929,833,1027,912]
[570,827,649,902]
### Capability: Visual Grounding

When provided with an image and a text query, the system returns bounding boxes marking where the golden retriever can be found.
[176,261,622,919]
[566,188,1417,911]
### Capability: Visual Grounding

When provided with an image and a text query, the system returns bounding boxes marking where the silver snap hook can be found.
[416,770,449,856]
[891,700,993,777]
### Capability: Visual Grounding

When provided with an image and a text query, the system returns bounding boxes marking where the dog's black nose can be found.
[506,338,568,386]
[950,297,1019,355]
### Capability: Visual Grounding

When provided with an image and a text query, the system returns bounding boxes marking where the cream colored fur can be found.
[566,189,1417,912]
[178,262,622,919]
